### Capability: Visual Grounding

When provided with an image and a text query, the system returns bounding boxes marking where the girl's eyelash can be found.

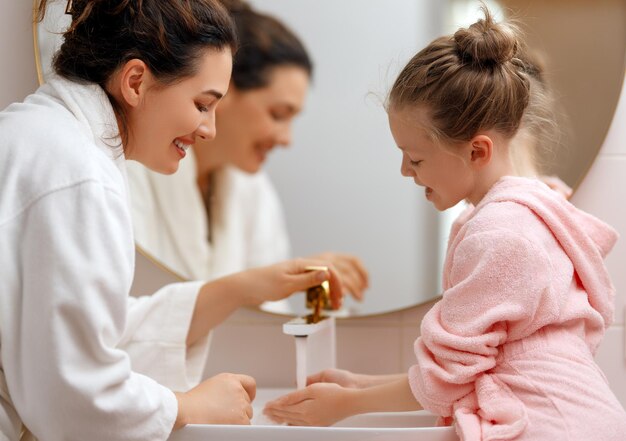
[410,160,422,166]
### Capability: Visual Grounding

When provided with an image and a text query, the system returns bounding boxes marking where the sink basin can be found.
[168,388,458,441]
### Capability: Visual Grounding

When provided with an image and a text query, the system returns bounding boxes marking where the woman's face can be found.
[126,48,233,174]
[211,65,310,174]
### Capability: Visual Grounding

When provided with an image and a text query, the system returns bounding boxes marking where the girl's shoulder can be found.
[463,199,546,240]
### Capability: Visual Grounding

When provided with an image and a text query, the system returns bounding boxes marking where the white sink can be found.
[168,388,458,441]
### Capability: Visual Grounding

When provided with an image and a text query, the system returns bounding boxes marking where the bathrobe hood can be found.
[474,176,618,329]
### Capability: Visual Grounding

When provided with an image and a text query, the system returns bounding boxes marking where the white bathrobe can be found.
[0,76,209,440]
[127,152,290,281]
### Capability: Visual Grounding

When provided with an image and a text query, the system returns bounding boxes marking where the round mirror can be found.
[34,0,626,317]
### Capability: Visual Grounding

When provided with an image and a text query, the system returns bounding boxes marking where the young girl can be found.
[264,8,626,440]
[0,0,343,439]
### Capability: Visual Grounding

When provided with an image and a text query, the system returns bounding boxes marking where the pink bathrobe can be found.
[408,176,626,440]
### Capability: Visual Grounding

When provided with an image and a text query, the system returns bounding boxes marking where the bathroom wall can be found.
[2,0,624,409]
[0,1,38,107]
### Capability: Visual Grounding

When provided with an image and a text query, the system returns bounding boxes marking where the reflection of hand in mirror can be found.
[307,253,368,301]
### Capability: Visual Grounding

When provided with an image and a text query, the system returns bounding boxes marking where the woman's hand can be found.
[174,373,256,428]
[185,259,343,347]
[234,258,344,308]
[307,252,368,301]
[263,383,355,427]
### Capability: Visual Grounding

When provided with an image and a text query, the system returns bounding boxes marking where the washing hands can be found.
[263,369,422,426]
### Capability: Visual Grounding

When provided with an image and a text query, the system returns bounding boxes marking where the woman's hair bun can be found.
[453,6,518,66]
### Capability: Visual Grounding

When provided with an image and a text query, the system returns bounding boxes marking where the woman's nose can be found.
[275,124,292,147]
[196,112,217,141]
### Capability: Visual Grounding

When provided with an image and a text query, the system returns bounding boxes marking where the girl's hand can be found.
[307,369,407,389]
[263,383,354,427]
[237,258,344,308]
[174,373,256,428]
[308,252,368,301]
[264,376,421,427]
[307,368,362,389]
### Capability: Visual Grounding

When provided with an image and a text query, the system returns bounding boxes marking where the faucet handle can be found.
[304,266,332,323]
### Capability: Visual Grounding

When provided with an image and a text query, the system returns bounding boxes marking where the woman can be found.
[0,0,342,439]
[127,0,369,298]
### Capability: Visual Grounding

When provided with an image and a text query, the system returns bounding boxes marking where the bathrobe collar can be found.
[44,75,125,166]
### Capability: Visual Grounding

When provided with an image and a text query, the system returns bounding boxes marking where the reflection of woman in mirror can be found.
[265,8,626,439]
[0,0,346,437]
[127,0,369,298]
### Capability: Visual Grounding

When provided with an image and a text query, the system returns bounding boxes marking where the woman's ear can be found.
[468,134,493,168]
[117,59,152,108]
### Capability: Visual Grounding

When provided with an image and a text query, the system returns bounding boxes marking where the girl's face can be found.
[210,65,310,173]
[388,107,475,211]
[126,48,233,174]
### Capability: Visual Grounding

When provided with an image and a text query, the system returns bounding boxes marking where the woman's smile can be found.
[174,138,192,158]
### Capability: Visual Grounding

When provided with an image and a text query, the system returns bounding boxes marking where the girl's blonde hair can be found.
[388,6,548,147]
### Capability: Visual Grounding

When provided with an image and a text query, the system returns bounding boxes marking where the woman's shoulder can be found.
[0,94,126,217]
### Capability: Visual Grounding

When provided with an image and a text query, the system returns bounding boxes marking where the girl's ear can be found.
[468,134,493,168]
[117,59,152,108]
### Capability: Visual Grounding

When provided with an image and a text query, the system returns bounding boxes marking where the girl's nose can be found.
[400,155,414,178]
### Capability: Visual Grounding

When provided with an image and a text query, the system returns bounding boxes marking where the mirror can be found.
[34,0,626,317]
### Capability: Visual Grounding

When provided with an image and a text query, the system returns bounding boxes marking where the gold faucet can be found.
[304,266,331,323]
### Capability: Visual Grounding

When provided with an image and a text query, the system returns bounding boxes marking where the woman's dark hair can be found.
[36,0,237,143]
[220,0,313,90]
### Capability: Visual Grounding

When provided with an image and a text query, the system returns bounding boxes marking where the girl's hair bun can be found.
[453,6,518,66]
[220,0,251,14]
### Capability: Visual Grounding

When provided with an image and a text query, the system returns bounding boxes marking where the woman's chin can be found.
[235,159,264,174]
[147,161,180,175]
